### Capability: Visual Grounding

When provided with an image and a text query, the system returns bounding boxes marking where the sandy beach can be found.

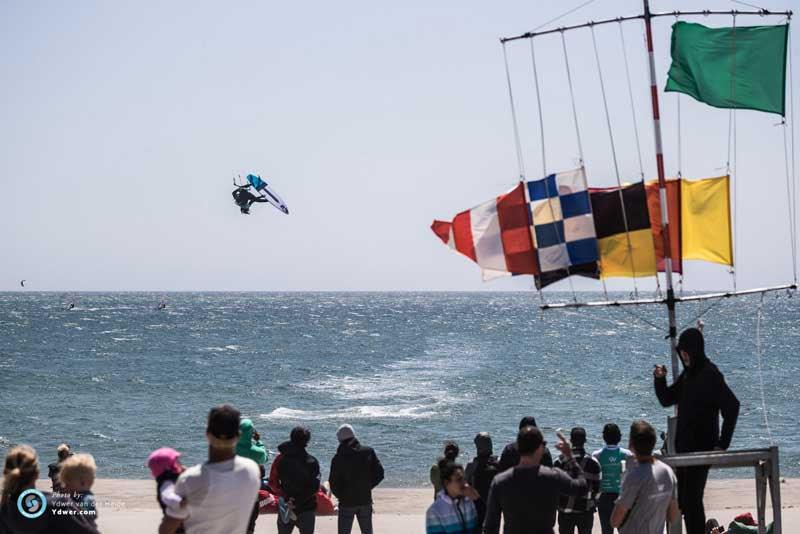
[52,477,799,533]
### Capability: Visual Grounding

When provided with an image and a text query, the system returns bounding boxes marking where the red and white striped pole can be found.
[643,1,680,388]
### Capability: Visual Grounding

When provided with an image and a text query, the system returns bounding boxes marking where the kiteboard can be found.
[246,174,289,215]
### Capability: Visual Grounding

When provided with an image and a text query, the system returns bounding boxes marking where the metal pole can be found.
[643,0,680,418]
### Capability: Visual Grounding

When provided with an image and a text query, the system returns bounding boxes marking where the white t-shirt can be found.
[166,456,260,534]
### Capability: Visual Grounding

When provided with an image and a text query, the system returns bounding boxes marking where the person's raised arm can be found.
[716,373,740,450]
[654,365,680,407]
[553,435,588,496]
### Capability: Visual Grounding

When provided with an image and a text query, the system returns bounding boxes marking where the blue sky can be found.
[1,0,798,291]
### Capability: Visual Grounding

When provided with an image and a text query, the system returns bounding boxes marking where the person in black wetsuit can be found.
[653,327,740,534]
[232,185,267,215]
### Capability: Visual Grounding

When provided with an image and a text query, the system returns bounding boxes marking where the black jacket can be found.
[329,438,385,507]
[498,442,553,472]
[655,356,740,452]
[276,441,321,513]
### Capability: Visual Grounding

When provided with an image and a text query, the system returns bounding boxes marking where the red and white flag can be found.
[431,183,539,280]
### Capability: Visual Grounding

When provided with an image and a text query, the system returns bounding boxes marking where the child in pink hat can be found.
[147,447,185,533]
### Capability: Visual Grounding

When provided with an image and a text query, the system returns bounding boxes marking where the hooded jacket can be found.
[275,441,320,513]
[236,419,268,466]
[329,437,385,507]
[655,350,740,452]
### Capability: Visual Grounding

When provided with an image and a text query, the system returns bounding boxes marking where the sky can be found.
[1,0,799,292]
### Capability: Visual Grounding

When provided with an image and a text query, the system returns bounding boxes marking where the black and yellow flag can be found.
[590,182,657,278]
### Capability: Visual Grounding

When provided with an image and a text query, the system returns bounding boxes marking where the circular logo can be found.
[17,489,46,519]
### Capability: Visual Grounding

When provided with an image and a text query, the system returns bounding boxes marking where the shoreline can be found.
[19,477,800,533]
[39,477,800,513]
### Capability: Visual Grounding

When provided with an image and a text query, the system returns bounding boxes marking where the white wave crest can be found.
[259,404,437,421]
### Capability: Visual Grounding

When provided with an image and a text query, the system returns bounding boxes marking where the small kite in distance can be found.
[20,280,25,287]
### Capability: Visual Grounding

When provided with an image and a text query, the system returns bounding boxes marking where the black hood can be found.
[677,327,709,375]
[337,437,363,455]
[278,440,307,457]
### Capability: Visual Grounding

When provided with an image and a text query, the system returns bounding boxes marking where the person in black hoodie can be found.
[654,327,740,534]
[328,424,385,534]
[464,432,499,531]
[498,417,553,472]
[275,426,321,534]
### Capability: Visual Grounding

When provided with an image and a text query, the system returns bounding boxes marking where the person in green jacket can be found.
[237,419,268,534]
[237,419,268,465]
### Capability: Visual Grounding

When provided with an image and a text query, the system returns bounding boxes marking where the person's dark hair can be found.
[437,457,463,488]
[602,423,622,445]
[677,327,705,359]
[518,416,537,429]
[474,432,493,456]
[517,426,544,455]
[207,404,240,440]
[570,427,587,448]
[290,426,311,448]
[442,440,459,461]
[629,420,657,456]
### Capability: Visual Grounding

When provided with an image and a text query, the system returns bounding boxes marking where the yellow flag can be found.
[681,176,733,266]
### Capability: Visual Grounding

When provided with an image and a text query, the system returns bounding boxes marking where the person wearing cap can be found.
[653,327,740,534]
[329,424,385,534]
[148,447,186,534]
[274,426,321,534]
[498,416,554,472]
[484,426,587,534]
[464,432,499,531]
[158,404,261,534]
[553,427,601,534]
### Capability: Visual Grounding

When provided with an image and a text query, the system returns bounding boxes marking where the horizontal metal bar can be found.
[675,283,797,303]
[651,9,792,19]
[501,9,792,43]
[660,447,777,468]
[500,14,643,43]
[539,283,796,310]
[540,296,665,310]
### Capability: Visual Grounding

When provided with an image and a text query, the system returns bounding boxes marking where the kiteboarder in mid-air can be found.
[232,184,268,215]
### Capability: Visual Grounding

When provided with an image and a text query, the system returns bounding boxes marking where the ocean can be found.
[0,291,797,485]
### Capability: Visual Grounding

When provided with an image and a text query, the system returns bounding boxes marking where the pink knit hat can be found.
[147,447,182,479]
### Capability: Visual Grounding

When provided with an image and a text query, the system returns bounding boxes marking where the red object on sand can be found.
[734,512,757,526]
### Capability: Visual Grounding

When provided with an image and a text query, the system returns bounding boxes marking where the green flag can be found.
[665,21,788,115]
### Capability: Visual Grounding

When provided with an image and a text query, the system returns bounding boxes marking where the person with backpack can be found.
[329,424,385,534]
[464,432,499,531]
[553,427,601,534]
[272,426,321,534]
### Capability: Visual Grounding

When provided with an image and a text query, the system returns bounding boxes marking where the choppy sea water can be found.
[0,292,797,485]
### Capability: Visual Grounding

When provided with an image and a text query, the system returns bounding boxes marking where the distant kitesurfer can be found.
[157,301,166,310]
[67,302,75,310]
[653,327,740,534]
[232,185,267,215]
